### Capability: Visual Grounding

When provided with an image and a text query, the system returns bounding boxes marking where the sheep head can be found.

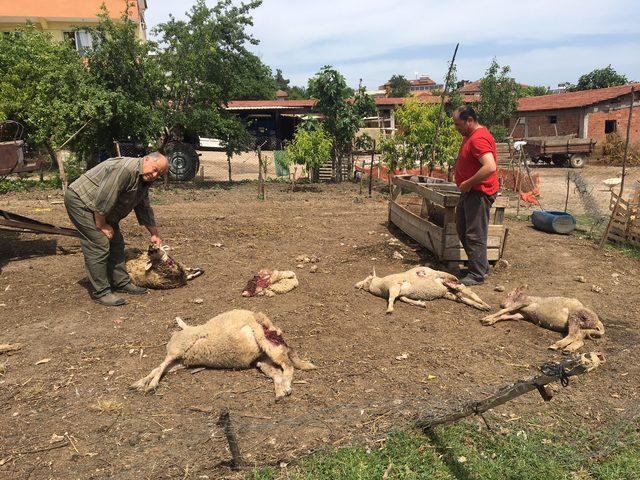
[501,284,529,308]
[242,269,273,297]
[355,269,376,291]
[145,244,174,271]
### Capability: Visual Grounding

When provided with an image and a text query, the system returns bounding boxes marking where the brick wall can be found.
[588,106,640,144]
[509,109,582,138]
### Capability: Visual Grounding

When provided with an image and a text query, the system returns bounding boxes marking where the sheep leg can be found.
[130,355,179,393]
[481,312,524,326]
[386,284,402,314]
[482,303,529,322]
[455,293,491,311]
[185,268,203,281]
[251,323,294,398]
[399,296,427,308]
[256,359,288,398]
[442,280,490,310]
[549,309,584,353]
[442,291,489,311]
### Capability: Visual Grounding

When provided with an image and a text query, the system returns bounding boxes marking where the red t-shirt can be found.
[454,127,499,196]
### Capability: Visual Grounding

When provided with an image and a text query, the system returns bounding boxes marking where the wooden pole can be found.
[368,140,375,197]
[564,170,570,213]
[217,408,244,470]
[600,86,635,248]
[55,151,68,194]
[416,352,604,430]
[428,43,459,167]
[257,145,265,200]
[227,152,232,183]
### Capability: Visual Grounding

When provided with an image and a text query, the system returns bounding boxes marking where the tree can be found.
[445,63,464,114]
[283,124,332,180]
[394,99,461,173]
[353,79,377,119]
[308,66,368,181]
[386,74,411,97]
[570,65,629,91]
[478,59,519,141]
[0,26,112,166]
[518,85,550,97]
[274,68,290,91]
[85,6,165,157]
[153,0,274,141]
[288,85,309,99]
[218,116,254,182]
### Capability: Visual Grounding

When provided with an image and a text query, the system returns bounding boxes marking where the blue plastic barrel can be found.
[531,210,576,235]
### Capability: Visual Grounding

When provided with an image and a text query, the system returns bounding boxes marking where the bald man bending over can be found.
[64,152,169,306]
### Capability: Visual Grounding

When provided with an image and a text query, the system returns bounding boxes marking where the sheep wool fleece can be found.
[64,188,130,297]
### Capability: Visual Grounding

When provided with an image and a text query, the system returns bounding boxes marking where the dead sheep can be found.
[242,269,298,297]
[482,285,605,353]
[355,266,490,313]
[130,309,316,398]
[126,244,203,289]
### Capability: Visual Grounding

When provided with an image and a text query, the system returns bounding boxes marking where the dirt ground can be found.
[1,176,639,479]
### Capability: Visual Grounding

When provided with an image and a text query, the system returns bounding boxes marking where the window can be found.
[605,120,617,134]
[548,115,557,124]
[63,30,94,55]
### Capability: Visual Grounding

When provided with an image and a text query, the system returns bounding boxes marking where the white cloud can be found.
[146,0,640,88]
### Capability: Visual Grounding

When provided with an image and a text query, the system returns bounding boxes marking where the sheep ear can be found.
[145,261,153,271]
[161,245,171,252]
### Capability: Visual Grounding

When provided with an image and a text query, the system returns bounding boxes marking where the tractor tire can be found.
[165,141,200,181]
[569,154,586,169]
[551,154,567,167]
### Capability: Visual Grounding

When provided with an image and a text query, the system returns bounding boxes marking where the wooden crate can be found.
[607,185,640,248]
[389,175,508,268]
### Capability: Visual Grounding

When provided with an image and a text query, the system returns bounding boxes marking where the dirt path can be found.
[1,182,639,479]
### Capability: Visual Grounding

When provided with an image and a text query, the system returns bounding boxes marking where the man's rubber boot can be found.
[459,275,483,286]
[115,283,149,295]
[93,292,127,306]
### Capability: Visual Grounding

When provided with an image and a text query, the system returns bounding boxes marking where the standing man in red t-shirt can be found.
[452,105,499,286]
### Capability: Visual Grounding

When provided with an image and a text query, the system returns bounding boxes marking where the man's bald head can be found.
[142,152,169,182]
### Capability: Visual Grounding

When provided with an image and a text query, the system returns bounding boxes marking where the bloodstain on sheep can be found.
[262,325,286,346]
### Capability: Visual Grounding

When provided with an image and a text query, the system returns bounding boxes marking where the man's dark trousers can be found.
[456,190,496,281]
[64,188,131,298]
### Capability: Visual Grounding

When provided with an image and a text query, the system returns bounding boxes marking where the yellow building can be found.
[0,0,148,52]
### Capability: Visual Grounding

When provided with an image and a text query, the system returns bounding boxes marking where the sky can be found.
[145,0,640,91]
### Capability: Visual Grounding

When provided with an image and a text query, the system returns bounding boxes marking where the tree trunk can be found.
[227,153,232,182]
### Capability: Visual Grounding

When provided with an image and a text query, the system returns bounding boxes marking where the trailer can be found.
[523,135,596,168]
[0,210,79,237]
[0,121,43,176]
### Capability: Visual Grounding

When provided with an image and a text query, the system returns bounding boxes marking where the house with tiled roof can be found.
[0,0,148,52]
[379,75,442,96]
[509,83,640,143]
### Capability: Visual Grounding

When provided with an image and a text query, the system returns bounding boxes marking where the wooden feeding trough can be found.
[389,174,508,268]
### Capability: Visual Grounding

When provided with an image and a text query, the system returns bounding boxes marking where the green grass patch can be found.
[0,176,61,194]
[247,421,640,480]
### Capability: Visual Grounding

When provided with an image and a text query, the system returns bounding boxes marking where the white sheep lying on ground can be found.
[482,285,605,352]
[242,269,298,297]
[130,309,316,398]
[356,266,491,313]
[126,244,203,289]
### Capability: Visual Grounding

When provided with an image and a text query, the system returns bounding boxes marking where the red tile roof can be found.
[275,89,288,97]
[517,83,640,112]
[409,76,436,86]
[458,80,481,94]
[226,94,479,110]
[226,99,316,109]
